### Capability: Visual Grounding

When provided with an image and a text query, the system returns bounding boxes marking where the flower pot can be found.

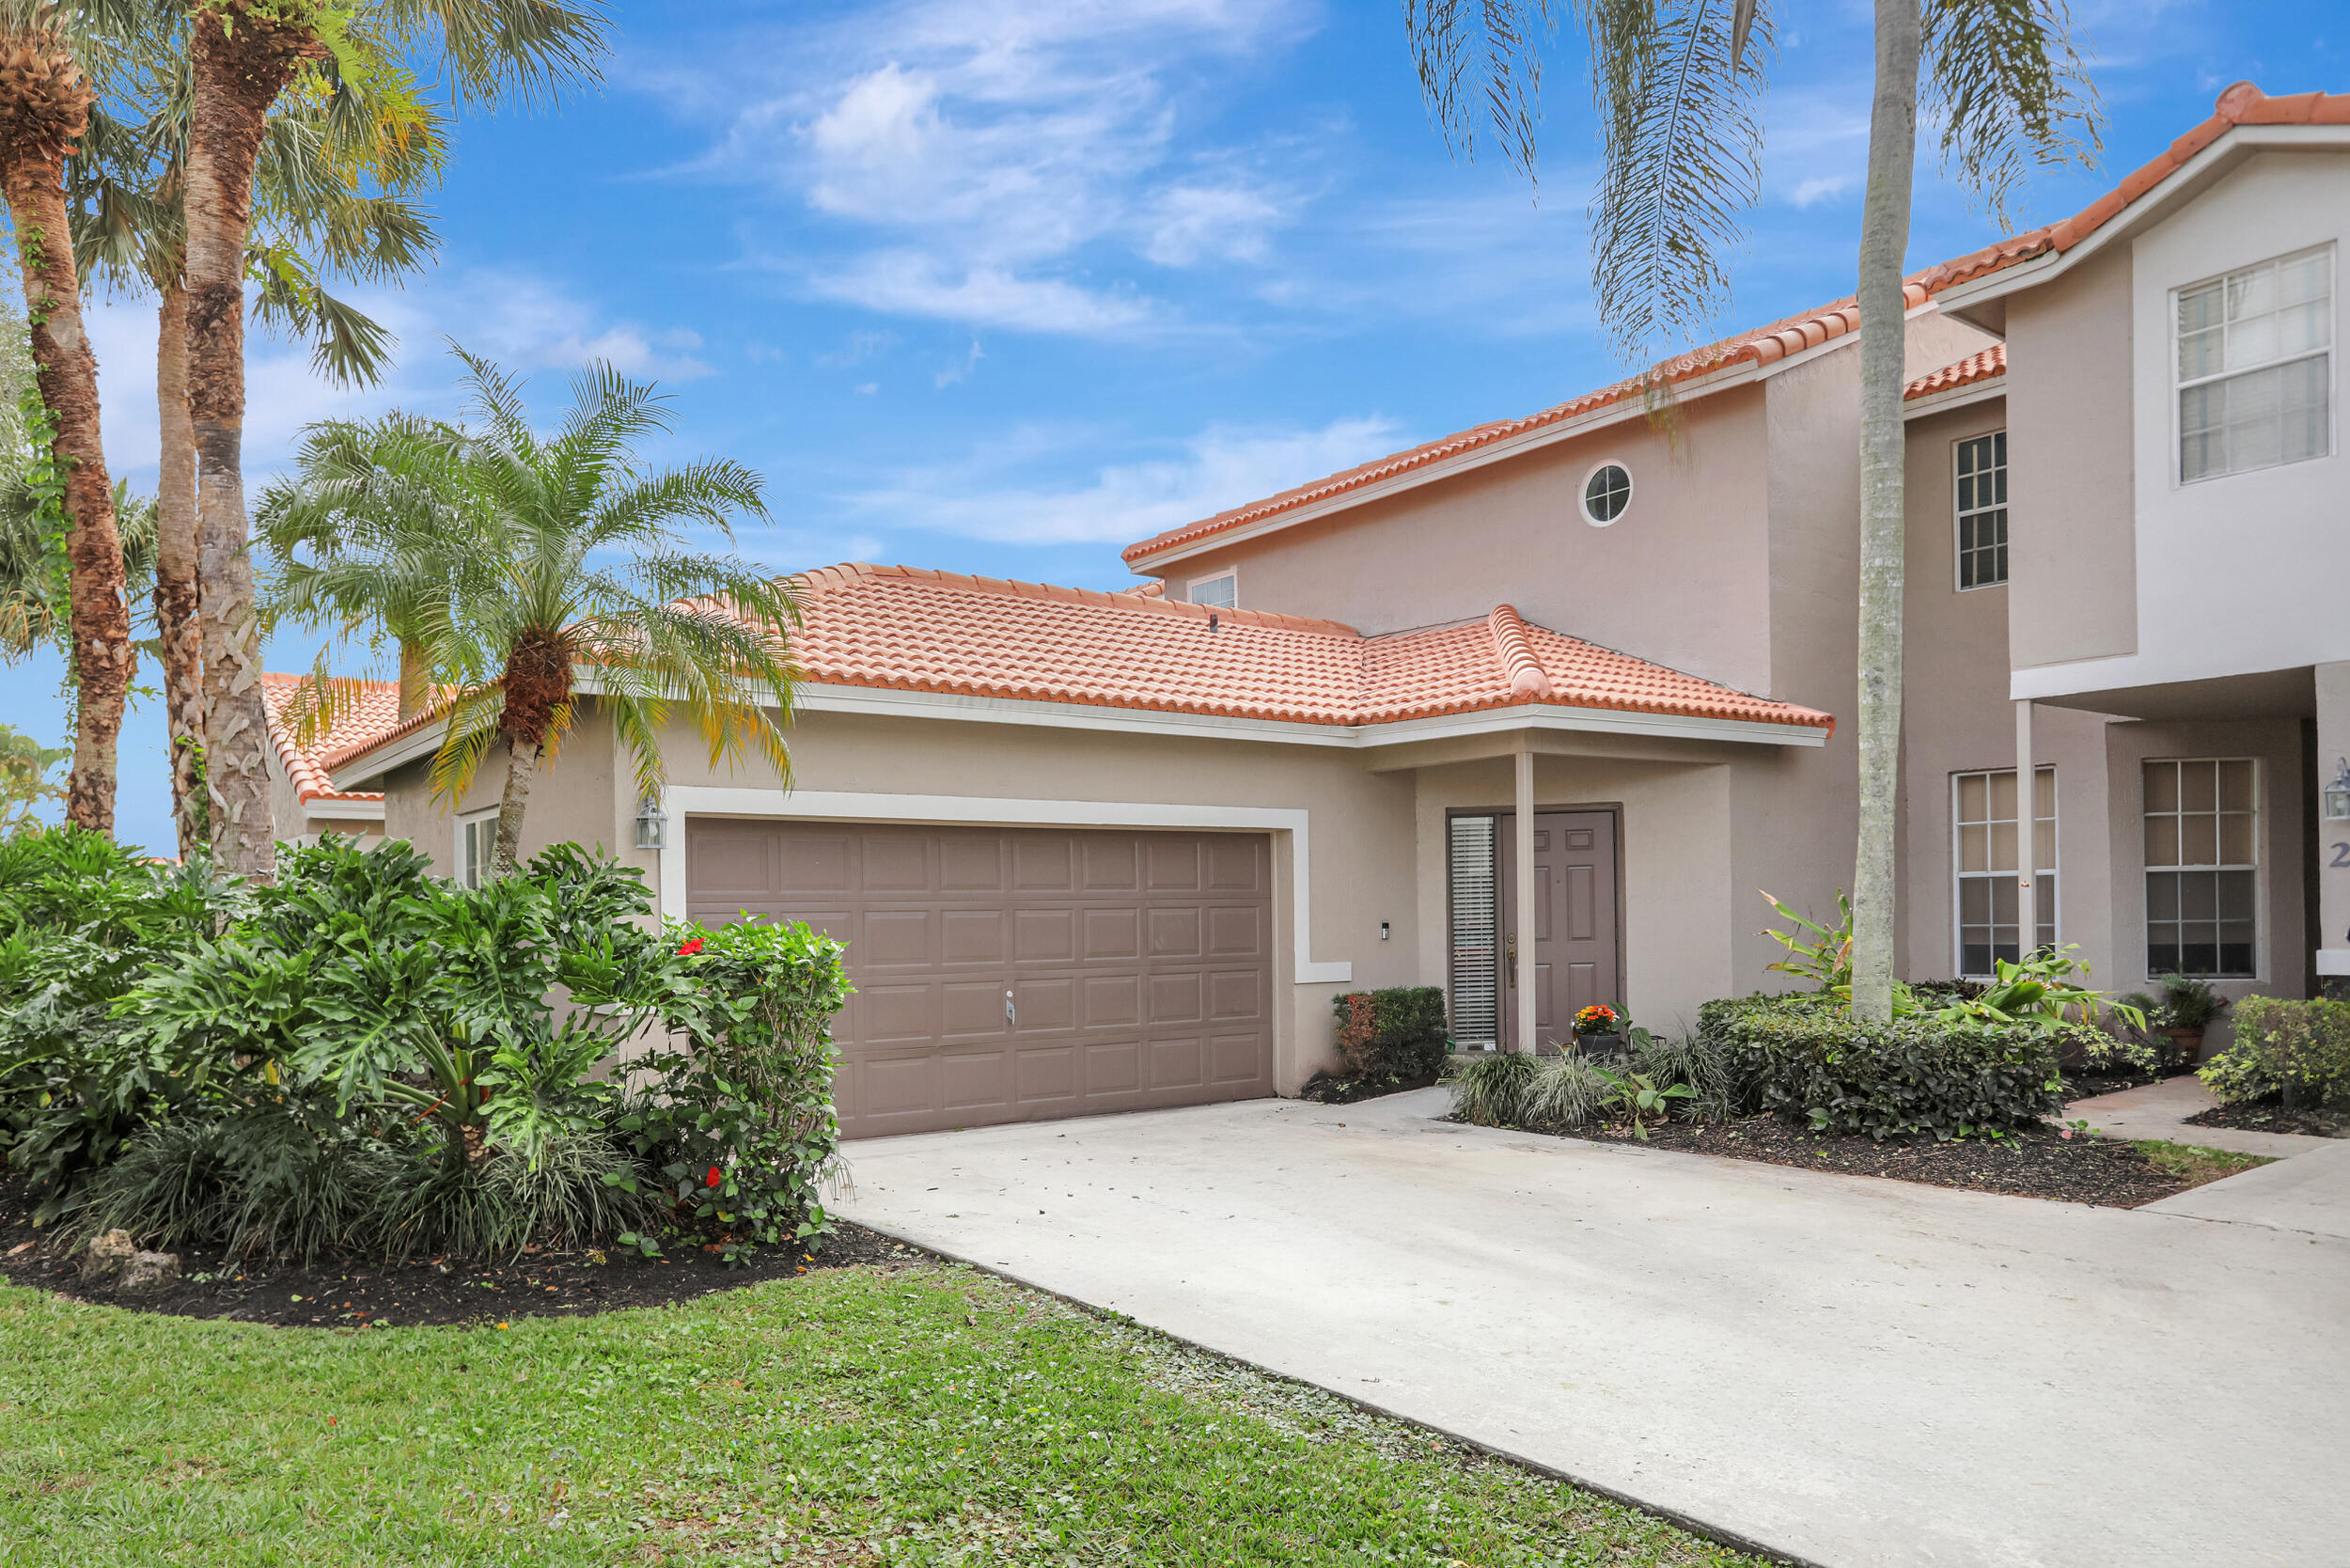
[2159,1026,2205,1067]
[1572,1031,1628,1065]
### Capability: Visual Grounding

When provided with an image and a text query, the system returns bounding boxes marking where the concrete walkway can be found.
[838,1090,2350,1568]
[2064,1074,2339,1158]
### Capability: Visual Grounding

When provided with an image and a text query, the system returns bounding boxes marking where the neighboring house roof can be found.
[1905,344,2006,400]
[259,673,399,805]
[780,562,1830,732]
[1916,83,2350,297]
[1123,83,2344,572]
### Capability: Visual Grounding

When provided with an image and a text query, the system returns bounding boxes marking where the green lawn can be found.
[2129,1139,2275,1187]
[2,1260,1752,1566]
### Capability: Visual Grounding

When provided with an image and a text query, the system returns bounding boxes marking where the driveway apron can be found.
[836,1089,2350,1568]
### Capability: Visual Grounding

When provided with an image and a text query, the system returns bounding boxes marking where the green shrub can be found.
[1698,992,2064,1140]
[615,917,850,1263]
[2198,996,2350,1108]
[1628,1028,1738,1122]
[1446,1052,1537,1127]
[1520,1055,1611,1130]
[1329,986,1449,1087]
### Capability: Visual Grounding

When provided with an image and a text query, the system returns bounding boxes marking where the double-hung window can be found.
[2143,759,2257,978]
[2176,245,2333,483]
[1954,431,2008,589]
[1953,766,2055,976]
[454,809,499,889]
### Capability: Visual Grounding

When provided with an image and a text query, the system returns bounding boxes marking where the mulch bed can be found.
[1564,1115,2201,1208]
[0,1180,926,1328]
[2185,1103,2348,1138]
[1297,1072,1440,1105]
[2062,1068,2198,1101]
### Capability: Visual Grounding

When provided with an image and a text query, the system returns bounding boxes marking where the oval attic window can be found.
[1581,463,1632,525]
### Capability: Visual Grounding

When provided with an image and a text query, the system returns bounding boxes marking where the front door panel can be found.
[1496,810,1620,1051]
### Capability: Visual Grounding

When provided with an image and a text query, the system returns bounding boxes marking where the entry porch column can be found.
[2015,698,2037,959]
[1513,746,1537,1053]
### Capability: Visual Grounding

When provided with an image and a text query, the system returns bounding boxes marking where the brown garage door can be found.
[685,820,1276,1137]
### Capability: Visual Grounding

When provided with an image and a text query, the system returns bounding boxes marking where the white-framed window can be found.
[1187,570,1237,609]
[1953,431,2008,589]
[454,808,499,889]
[2143,758,2258,978]
[2175,244,2333,483]
[1579,462,1632,525]
[1446,815,1499,1048]
[1953,766,2055,977]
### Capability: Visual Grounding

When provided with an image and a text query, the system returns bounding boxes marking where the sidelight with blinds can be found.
[1447,815,1499,1047]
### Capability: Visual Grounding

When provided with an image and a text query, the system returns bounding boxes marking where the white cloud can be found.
[1142,180,1288,266]
[809,251,1156,336]
[1789,174,1855,208]
[847,415,1405,545]
[933,338,985,388]
[814,329,901,368]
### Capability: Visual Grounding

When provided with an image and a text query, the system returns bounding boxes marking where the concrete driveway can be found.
[836,1089,2350,1568]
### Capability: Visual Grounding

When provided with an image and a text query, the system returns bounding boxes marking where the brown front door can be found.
[1496,810,1620,1051]
[685,820,1276,1137]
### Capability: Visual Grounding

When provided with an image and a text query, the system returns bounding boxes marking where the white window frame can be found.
[1952,430,2008,591]
[2140,756,2262,980]
[1186,569,1237,609]
[1578,460,1633,526]
[2171,243,2335,486]
[1950,765,2057,979]
[454,808,500,888]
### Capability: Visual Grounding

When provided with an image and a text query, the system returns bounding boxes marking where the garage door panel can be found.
[688,821,1273,1137]
[940,909,1005,965]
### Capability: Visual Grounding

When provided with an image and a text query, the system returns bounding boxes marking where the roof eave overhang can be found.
[1936,124,2350,330]
[1903,378,2007,421]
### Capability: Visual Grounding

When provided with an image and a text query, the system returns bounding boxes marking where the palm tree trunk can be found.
[2,148,130,837]
[1848,0,1922,1024]
[154,284,207,860]
[488,735,539,881]
[183,8,321,880]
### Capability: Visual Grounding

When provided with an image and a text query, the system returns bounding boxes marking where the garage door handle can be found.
[1005,989,1015,1025]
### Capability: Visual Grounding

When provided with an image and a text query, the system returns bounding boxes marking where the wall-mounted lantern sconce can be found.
[1380,920,1391,941]
[634,792,668,850]
[2326,758,2350,823]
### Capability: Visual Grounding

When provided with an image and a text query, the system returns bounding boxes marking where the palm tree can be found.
[180,2,603,883]
[1404,0,2100,1021]
[70,40,445,861]
[0,476,152,660]
[270,349,800,879]
[0,0,141,837]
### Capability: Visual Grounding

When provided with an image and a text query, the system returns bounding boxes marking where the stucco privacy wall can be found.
[1412,752,1735,1036]
[2320,662,2350,978]
[641,706,1420,1092]
[1164,385,1777,694]
[381,721,634,878]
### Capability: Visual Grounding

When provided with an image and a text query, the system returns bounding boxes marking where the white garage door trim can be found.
[657,787,1352,984]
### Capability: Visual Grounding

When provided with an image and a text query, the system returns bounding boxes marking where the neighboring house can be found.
[304,84,2349,1139]
[258,673,390,850]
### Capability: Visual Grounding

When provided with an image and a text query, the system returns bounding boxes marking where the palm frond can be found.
[1403,0,1558,180]
[1920,0,2102,227]
[372,0,610,110]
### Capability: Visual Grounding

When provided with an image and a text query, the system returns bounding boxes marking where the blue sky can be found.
[7,0,2339,851]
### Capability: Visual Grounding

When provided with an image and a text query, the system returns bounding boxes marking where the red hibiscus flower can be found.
[705,1166,723,1187]
[678,936,705,956]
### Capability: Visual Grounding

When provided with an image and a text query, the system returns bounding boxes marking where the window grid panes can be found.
[1954,767,2056,977]
[1447,815,1499,1048]
[1582,463,1632,524]
[1954,431,2008,589]
[2143,759,2257,978]
[2176,245,2333,482]
[1189,572,1236,609]
[456,813,496,889]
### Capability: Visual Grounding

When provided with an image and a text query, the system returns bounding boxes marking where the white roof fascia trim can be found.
[1124,361,1765,572]
[657,786,1351,985]
[329,721,446,791]
[1903,378,2007,421]
[303,796,385,821]
[791,681,1828,748]
[1936,125,2350,312]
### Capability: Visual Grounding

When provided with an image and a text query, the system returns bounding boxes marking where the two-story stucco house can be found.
[285,84,2349,1140]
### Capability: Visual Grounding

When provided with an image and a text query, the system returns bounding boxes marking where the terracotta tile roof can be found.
[1126,84,2344,570]
[1914,83,2350,294]
[259,673,400,804]
[1906,343,2006,400]
[778,563,1830,733]
[1120,280,1935,567]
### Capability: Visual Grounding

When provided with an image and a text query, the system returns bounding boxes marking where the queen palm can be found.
[180,0,603,882]
[71,39,445,860]
[270,349,800,880]
[1404,0,2100,1020]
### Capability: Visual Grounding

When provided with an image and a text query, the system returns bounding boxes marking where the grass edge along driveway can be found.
[2,1259,1759,1567]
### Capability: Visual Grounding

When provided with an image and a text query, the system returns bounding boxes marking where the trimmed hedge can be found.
[2199,996,2350,1108]
[1330,986,1449,1086]
[1698,992,2065,1140]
